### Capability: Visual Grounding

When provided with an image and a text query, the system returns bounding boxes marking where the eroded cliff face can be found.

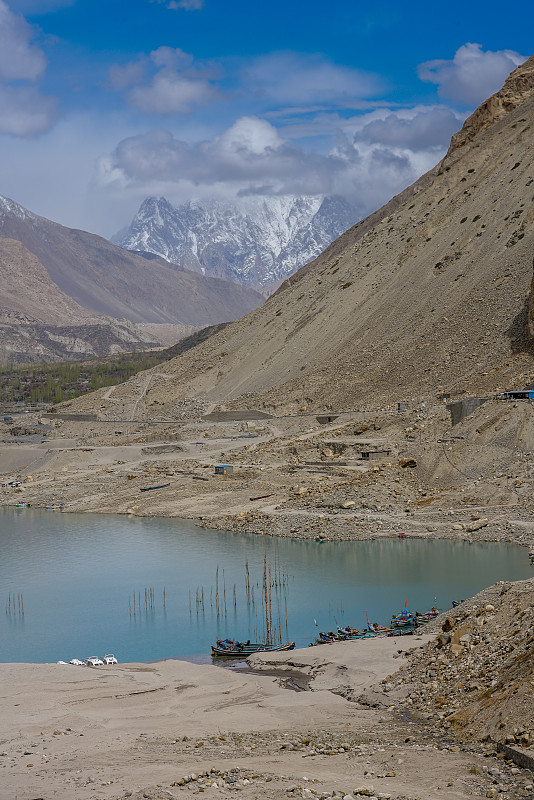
[447,54,534,154]
[0,319,161,364]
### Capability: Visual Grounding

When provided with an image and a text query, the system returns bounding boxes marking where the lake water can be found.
[0,507,531,664]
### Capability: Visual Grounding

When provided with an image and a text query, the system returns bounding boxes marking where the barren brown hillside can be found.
[64,56,534,420]
[0,238,89,325]
[0,196,263,326]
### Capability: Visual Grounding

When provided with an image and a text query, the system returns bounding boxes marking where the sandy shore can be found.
[0,635,520,800]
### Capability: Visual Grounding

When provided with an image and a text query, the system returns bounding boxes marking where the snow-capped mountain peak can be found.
[112,194,357,289]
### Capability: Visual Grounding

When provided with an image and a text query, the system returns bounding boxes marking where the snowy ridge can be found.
[113,195,357,289]
[0,194,39,223]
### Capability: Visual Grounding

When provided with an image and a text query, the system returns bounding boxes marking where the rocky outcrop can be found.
[384,580,534,747]
[447,54,534,155]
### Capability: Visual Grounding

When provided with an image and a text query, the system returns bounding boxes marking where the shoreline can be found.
[3,498,534,553]
[1,399,534,559]
[1,622,532,800]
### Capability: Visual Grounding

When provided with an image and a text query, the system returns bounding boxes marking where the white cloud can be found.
[109,59,147,91]
[353,106,463,151]
[0,84,59,136]
[0,1,59,136]
[168,0,204,8]
[110,48,385,119]
[150,46,193,70]
[96,118,337,191]
[95,114,440,227]
[0,0,47,81]
[242,52,385,107]
[111,46,220,114]
[418,43,527,106]
[217,115,283,154]
[152,0,204,10]
[129,72,217,113]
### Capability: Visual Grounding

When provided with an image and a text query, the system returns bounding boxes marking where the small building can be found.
[214,464,234,475]
[316,414,339,424]
[497,390,534,401]
[360,449,392,461]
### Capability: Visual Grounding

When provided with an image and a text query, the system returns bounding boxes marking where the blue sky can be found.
[0,0,531,236]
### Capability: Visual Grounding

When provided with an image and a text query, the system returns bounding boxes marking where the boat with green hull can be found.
[211,639,295,658]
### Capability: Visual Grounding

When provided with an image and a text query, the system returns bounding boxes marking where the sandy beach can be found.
[1,633,527,800]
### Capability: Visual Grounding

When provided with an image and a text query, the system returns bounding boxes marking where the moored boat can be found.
[337,626,385,640]
[211,640,295,658]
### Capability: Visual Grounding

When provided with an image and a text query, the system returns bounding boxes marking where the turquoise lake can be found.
[0,507,532,664]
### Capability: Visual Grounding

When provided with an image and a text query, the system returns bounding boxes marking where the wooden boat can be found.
[387,627,415,638]
[211,640,295,658]
[391,618,416,628]
[410,607,439,625]
[215,638,266,652]
[337,626,381,640]
[390,607,419,628]
[367,622,391,633]
[312,631,340,644]
[337,626,365,639]
[390,606,438,628]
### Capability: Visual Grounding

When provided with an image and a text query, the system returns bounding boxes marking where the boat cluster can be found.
[210,606,441,657]
[57,654,118,666]
[311,606,439,646]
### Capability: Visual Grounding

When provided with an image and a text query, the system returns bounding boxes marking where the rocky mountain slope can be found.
[0,237,163,363]
[113,195,357,291]
[0,195,263,326]
[63,55,534,419]
[384,578,534,749]
[0,238,89,325]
